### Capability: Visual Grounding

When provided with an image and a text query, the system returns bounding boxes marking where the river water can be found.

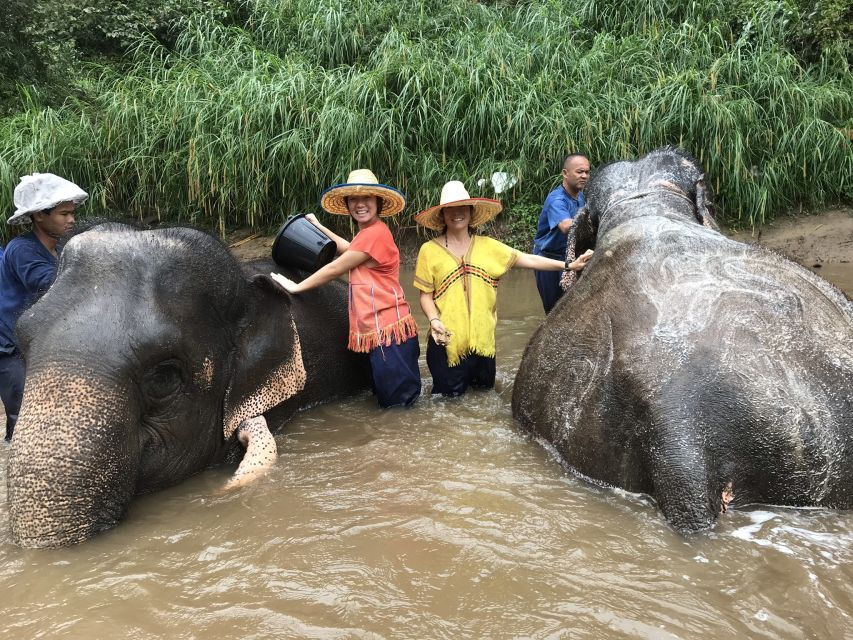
[1,266,851,639]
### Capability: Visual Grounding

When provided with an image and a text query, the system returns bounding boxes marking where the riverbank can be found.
[229,208,853,295]
[727,207,853,296]
[727,207,852,266]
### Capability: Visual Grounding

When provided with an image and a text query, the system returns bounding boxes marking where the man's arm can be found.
[545,195,575,235]
[12,247,57,298]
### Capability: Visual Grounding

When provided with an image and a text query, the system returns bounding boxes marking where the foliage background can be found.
[0,0,850,245]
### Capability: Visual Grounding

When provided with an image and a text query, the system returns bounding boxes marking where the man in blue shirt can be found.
[532,154,590,313]
[0,173,87,440]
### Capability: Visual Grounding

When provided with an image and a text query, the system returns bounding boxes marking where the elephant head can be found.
[561,147,720,291]
[8,225,309,547]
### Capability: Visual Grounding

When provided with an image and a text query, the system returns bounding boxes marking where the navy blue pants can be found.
[368,335,421,408]
[534,249,564,314]
[0,351,25,440]
[426,336,496,397]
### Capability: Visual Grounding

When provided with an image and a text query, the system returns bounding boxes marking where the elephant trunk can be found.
[8,368,140,548]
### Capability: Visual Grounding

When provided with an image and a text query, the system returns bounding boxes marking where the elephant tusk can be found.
[224,416,278,490]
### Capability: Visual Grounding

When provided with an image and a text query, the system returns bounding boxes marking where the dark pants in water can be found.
[368,335,421,408]
[426,336,496,397]
[0,350,25,441]
[534,249,565,314]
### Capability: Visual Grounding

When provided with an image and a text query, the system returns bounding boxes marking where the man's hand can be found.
[557,218,574,234]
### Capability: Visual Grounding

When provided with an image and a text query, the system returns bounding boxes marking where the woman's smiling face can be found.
[442,205,472,231]
[346,195,381,225]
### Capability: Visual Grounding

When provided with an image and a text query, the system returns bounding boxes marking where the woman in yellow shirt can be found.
[413,180,593,396]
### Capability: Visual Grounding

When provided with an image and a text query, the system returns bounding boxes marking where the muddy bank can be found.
[230,208,853,295]
[727,207,852,266]
[232,208,853,266]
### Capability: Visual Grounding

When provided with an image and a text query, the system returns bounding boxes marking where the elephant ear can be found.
[222,274,307,440]
[560,206,598,292]
[694,177,720,231]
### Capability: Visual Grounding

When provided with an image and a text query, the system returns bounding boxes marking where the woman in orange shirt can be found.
[270,170,421,408]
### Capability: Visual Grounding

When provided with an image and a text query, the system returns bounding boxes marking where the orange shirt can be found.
[346,220,418,352]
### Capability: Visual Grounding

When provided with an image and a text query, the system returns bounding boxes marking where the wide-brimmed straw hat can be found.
[9,173,88,225]
[319,169,406,217]
[414,181,502,231]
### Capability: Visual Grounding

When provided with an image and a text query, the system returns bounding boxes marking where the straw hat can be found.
[414,181,502,231]
[320,169,406,217]
[9,173,88,225]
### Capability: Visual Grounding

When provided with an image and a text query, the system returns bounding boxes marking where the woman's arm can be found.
[419,291,450,346]
[514,249,594,272]
[305,213,350,255]
[270,249,370,293]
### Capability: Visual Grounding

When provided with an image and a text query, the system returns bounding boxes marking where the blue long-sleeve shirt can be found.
[532,185,586,257]
[0,232,59,353]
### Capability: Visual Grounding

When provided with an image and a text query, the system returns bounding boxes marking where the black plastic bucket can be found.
[271,214,336,272]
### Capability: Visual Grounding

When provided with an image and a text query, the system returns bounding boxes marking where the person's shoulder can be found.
[476,235,513,253]
[5,232,34,247]
[377,220,394,237]
[352,221,376,243]
[544,185,566,204]
[3,233,38,256]
[415,238,440,264]
[362,219,392,239]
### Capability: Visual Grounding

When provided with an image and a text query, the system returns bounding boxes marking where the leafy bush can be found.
[0,0,850,241]
[0,0,233,113]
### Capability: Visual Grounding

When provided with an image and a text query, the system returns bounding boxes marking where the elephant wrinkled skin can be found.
[7,224,370,547]
[512,147,853,533]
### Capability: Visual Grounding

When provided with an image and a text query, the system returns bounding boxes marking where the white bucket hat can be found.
[9,173,88,225]
[414,180,502,231]
[320,169,406,217]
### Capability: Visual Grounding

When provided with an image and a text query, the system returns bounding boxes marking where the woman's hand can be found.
[568,249,594,271]
[304,213,320,227]
[429,318,452,347]
[269,272,301,294]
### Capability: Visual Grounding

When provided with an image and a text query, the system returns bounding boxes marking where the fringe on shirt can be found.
[348,313,419,353]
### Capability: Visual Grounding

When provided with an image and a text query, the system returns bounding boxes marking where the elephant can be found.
[7,223,371,547]
[512,147,853,534]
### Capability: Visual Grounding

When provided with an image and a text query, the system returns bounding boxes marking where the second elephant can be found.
[513,147,853,533]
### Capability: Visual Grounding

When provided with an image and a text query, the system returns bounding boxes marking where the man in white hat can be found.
[0,173,87,440]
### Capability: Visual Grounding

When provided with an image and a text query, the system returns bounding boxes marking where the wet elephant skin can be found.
[512,147,853,533]
[7,224,370,547]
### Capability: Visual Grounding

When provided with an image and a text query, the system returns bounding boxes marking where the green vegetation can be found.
[1,0,851,243]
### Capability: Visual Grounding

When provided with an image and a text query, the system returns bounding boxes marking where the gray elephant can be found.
[512,147,853,533]
[7,224,371,547]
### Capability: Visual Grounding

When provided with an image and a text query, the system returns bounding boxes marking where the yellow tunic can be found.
[413,236,519,366]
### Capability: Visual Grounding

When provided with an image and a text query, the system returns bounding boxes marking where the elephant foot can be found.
[720,482,734,513]
[224,416,278,490]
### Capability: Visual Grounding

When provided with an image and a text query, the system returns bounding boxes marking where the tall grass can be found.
[0,0,850,241]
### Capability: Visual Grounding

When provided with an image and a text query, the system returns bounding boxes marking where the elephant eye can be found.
[144,361,185,399]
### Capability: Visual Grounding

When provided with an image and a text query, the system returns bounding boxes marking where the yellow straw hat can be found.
[319,169,406,217]
[414,180,502,231]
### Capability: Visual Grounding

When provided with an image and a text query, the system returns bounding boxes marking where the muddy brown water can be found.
[1,266,851,639]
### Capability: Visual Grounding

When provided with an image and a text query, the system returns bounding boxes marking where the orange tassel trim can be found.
[348,314,419,353]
